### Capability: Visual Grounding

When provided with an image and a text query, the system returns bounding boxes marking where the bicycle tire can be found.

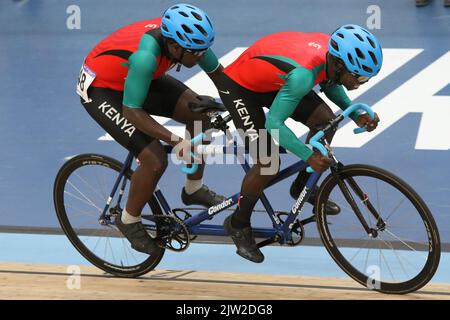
[53,154,165,278]
[316,164,440,294]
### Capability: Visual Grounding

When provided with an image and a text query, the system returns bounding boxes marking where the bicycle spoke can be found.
[65,182,103,212]
[379,248,396,282]
[73,172,106,203]
[348,237,372,262]
[94,168,108,202]
[378,233,413,279]
[383,228,429,257]
[384,197,407,223]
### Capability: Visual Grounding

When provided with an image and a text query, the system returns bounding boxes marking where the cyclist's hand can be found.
[356,112,380,132]
[174,139,200,164]
[306,152,333,173]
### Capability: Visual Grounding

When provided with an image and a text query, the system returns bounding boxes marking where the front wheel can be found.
[316,164,440,294]
[53,154,165,277]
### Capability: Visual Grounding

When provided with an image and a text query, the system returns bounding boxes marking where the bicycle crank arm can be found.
[257,235,280,248]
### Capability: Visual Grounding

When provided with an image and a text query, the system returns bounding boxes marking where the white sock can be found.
[184,178,203,195]
[121,208,141,224]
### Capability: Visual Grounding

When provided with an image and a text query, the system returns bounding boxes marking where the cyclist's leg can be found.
[126,140,168,215]
[218,74,280,227]
[288,91,340,214]
[81,86,165,252]
[82,87,168,216]
[141,75,225,207]
[216,74,280,262]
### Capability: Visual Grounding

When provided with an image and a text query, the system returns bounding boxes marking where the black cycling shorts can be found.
[81,75,188,157]
[216,73,328,161]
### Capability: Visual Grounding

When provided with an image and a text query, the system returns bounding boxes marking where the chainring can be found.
[151,214,190,252]
[276,212,305,246]
[172,209,198,242]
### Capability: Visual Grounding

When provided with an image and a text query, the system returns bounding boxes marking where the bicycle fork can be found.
[331,162,386,238]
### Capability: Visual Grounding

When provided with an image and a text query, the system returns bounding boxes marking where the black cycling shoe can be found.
[223,215,264,263]
[115,212,159,254]
[181,185,226,208]
[289,182,341,216]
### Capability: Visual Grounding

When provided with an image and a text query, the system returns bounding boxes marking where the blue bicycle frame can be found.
[100,103,374,245]
[100,145,321,245]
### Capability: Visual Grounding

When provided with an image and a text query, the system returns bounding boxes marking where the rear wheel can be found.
[53,154,165,277]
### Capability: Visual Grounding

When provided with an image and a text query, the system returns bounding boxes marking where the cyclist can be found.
[77,4,226,254]
[210,25,382,263]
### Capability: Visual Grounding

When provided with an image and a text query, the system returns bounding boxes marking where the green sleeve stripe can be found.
[122,34,160,108]
[264,67,316,161]
[199,48,220,73]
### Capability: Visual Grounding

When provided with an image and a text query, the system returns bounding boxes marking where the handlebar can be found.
[180,104,374,175]
[306,103,375,173]
[181,133,206,175]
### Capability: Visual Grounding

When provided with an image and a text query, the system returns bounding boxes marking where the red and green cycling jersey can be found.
[224,32,359,160]
[84,17,220,109]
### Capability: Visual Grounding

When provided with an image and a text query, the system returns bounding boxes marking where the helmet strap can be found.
[163,37,183,71]
[176,50,185,72]
[326,53,343,85]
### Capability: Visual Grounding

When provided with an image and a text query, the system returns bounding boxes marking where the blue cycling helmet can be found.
[328,24,383,77]
[161,3,215,50]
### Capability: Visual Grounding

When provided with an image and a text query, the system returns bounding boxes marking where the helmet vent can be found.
[194,24,208,36]
[367,37,376,48]
[344,25,355,29]
[355,48,365,59]
[191,11,203,21]
[355,34,364,42]
[337,33,344,39]
[347,53,355,66]
[186,5,195,10]
[362,65,373,73]
[330,39,339,51]
[164,14,171,19]
[182,24,193,34]
[193,39,205,45]
[369,51,378,65]
[170,6,179,9]
[161,24,169,32]
[205,15,213,28]
[179,11,189,18]
[176,31,185,41]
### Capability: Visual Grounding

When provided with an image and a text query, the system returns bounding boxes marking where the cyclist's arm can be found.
[320,82,362,121]
[265,67,315,161]
[122,35,182,146]
[198,48,224,82]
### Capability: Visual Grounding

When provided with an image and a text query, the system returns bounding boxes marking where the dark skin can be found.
[122,39,217,217]
[306,54,381,173]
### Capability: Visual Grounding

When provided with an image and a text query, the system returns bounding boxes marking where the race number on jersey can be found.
[76,63,96,103]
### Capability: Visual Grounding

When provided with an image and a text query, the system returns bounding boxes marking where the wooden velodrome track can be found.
[1,263,450,300]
